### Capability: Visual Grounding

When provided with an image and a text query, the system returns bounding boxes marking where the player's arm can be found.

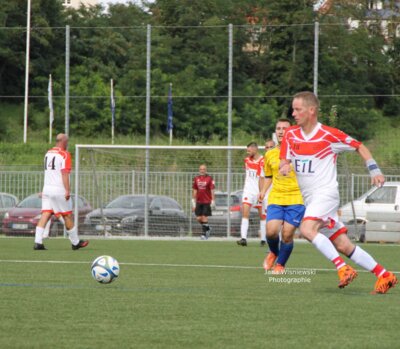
[356,143,385,187]
[62,172,70,200]
[210,189,216,209]
[62,152,72,200]
[259,177,272,201]
[192,189,197,211]
[279,132,292,176]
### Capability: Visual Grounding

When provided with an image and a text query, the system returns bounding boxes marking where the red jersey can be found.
[192,175,215,204]
[280,123,361,196]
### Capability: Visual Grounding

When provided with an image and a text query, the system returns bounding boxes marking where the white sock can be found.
[240,218,249,239]
[34,226,45,244]
[260,220,266,241]
[312,233,341,262]
[42,220,51,239]
[349,246,378,272]
[67,226,79,246]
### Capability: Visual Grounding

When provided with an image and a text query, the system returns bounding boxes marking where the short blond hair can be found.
[293,91,320,109]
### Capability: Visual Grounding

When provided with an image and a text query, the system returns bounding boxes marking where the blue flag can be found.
[111,81,115,130]
[167,83,173,132]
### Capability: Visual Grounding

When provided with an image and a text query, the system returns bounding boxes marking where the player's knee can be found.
[299,225,317,241]
[266,229,279,239]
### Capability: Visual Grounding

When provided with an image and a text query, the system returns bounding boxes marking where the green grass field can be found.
[0,238,398,349]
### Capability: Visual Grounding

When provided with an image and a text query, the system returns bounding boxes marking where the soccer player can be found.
[34,134,89,251]
[237,142,267,247]
[192,164,215,240]
[279,91,397,294]
[265,139,276,152]
[259,119,305,273]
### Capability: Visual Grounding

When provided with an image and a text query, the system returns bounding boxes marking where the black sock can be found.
[202,223,210,234]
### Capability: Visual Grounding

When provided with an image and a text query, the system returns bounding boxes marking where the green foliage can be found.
[0,0,399,150]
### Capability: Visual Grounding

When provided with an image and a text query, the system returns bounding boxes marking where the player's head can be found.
[55,133,69,150]
[292,91,319,127]
[199,164,207,175]
[275,118,291,144]
[246,142,259,158]
[264,139,275,151]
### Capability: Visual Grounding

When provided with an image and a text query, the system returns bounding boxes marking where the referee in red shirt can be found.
[192,164,215,239]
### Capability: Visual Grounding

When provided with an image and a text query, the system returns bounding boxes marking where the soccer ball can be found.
[91,255,120,284]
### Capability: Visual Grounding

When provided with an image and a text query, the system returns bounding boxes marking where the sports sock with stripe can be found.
[312,233,345,269]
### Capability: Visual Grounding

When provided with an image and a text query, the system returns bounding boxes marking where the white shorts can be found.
[303,190,346,240]
[42,193,72,216]
[242,191,266,212]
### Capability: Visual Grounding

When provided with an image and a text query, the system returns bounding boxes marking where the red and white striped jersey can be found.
[243,155,264,194]
[42,147,72,195]
[280,123,361,196]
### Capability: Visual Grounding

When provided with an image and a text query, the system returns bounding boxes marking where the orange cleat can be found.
[338,265,358,289]
[272,263,285,275]
[372,272,398,294]
[263,252,277,271]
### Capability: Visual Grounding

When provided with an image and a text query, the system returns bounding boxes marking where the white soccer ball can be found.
[91,255,120,284]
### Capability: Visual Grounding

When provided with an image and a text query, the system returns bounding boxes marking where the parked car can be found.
[192,190,260,237]
[339,182,400,241]
[84,195,188,236]
[2,193,92,236]
[0,193,19,229]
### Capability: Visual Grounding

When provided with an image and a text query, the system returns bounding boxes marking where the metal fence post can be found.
[144,24,151,238]
[65,25,70,136]
[313,20,319,96]
[226,24,233,238]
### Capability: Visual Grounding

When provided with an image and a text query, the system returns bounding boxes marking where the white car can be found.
[339,181,400,241]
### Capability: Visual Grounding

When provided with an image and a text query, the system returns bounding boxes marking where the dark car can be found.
[0,193,19,229]
[192,190,260,236]
[84,195,188,236]
[2,193,92,236]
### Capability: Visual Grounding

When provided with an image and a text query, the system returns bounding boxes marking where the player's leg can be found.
[263,204,284,270]
[237,203,251,246]
[41,219,52,239]
[196,203,212,240]
[273,204,305,273]
[62,213,88,249]
[53,194,89,250]
[195,204,206,238]
[34,210,53,250]
[302,219,357,288]
[301,192,358,288]
[257,205,267,246]
[332,231,398,294]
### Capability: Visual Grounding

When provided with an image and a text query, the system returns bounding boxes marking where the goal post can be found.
[74,144,266,239]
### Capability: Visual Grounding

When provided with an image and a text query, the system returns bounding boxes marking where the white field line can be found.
[0,259,399,274]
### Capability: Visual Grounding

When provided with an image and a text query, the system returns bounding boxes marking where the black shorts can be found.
[195,203,212,217]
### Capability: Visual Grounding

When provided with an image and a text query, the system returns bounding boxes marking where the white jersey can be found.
[42,147,72,195]
[243,156,264,195]
[280,123,361,198]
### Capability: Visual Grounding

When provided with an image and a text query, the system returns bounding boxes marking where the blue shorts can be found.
[266,204,305,228]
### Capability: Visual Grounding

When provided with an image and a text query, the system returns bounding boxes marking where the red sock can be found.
[372,264,388,278]
[332,256,346,270]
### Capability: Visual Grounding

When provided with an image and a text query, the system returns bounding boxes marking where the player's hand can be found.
[258,192,265,202]
[211,200,216,210]
[372,174,385,188]
[65,191,71,200]
[279,161,291,176]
